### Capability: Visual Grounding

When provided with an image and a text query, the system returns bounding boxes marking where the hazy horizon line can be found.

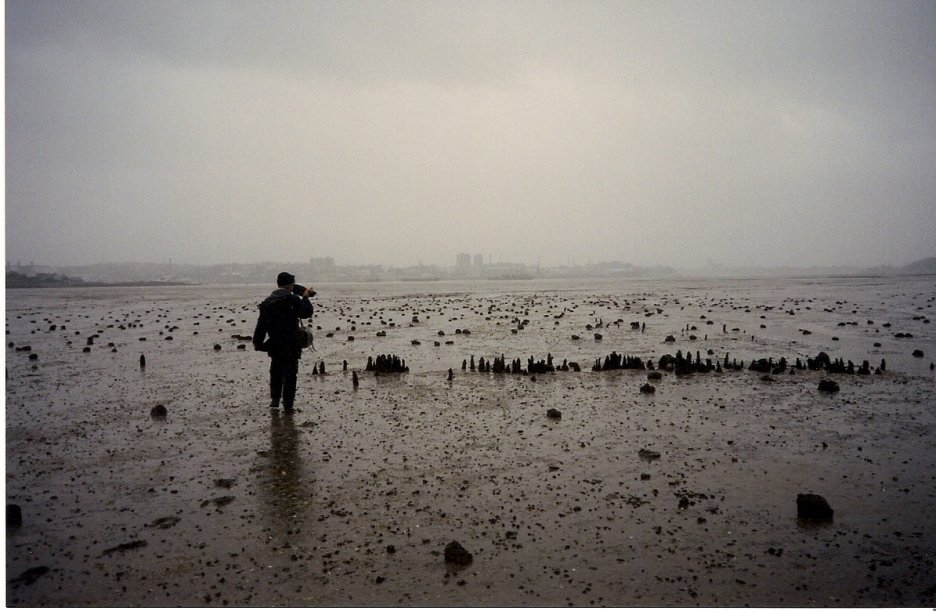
[8,254,933,272]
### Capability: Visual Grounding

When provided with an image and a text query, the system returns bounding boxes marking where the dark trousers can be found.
[269,354,299,409]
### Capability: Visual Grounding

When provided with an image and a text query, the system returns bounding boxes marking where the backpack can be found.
[297,319,314,350]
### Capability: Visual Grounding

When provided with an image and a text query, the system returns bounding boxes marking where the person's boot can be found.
[282,384,296,413]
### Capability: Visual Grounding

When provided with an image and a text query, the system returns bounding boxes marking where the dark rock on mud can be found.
[546,408,562,419]
[7,504,23,529]
[639,449,661,461]
[201,495,236,508]
[797,493,834,523]
[817,379,840,392]
[444,540,473,566]
[150,404,167,419]
[102,540,148,556]
[10,566,50,586]
[147,516,181,529]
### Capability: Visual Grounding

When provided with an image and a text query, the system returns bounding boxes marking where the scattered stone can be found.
[797,493,834,523]
[102,540,148,556]
[201,495,236,508]
[640,383,656,394]
[639,449,661,461]
[444,540,473,566]
[10,566,49,586]
[150,404,167,419]
[817,379,840,393]
[912,349,924,358]
[7,504,23,529]
[147,516,181,529]
[546,408,562,420]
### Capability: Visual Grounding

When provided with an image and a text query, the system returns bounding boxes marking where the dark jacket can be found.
[252,288,313,359]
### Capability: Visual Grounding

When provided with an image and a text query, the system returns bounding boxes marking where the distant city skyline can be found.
[10,253,934,288]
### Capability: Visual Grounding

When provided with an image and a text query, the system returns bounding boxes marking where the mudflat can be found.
[6,277,935,606]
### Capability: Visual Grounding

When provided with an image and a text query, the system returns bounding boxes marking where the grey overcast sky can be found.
[5,0,936,269]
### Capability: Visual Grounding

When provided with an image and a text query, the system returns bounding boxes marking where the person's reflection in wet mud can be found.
[264,409,309,530]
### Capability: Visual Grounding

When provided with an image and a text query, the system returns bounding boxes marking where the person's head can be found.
[276,272,295,289]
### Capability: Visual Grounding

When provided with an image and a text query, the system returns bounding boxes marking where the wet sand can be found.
[5,277,936,606]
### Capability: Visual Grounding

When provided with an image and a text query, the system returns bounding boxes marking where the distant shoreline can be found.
[6,280,195,289]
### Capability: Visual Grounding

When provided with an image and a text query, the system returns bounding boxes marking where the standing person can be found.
[253,272,314,412]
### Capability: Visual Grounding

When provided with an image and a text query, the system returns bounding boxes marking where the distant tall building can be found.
[456,253,472,270]
[472,254,484,270]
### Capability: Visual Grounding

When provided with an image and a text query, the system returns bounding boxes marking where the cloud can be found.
[6,0,936,268]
